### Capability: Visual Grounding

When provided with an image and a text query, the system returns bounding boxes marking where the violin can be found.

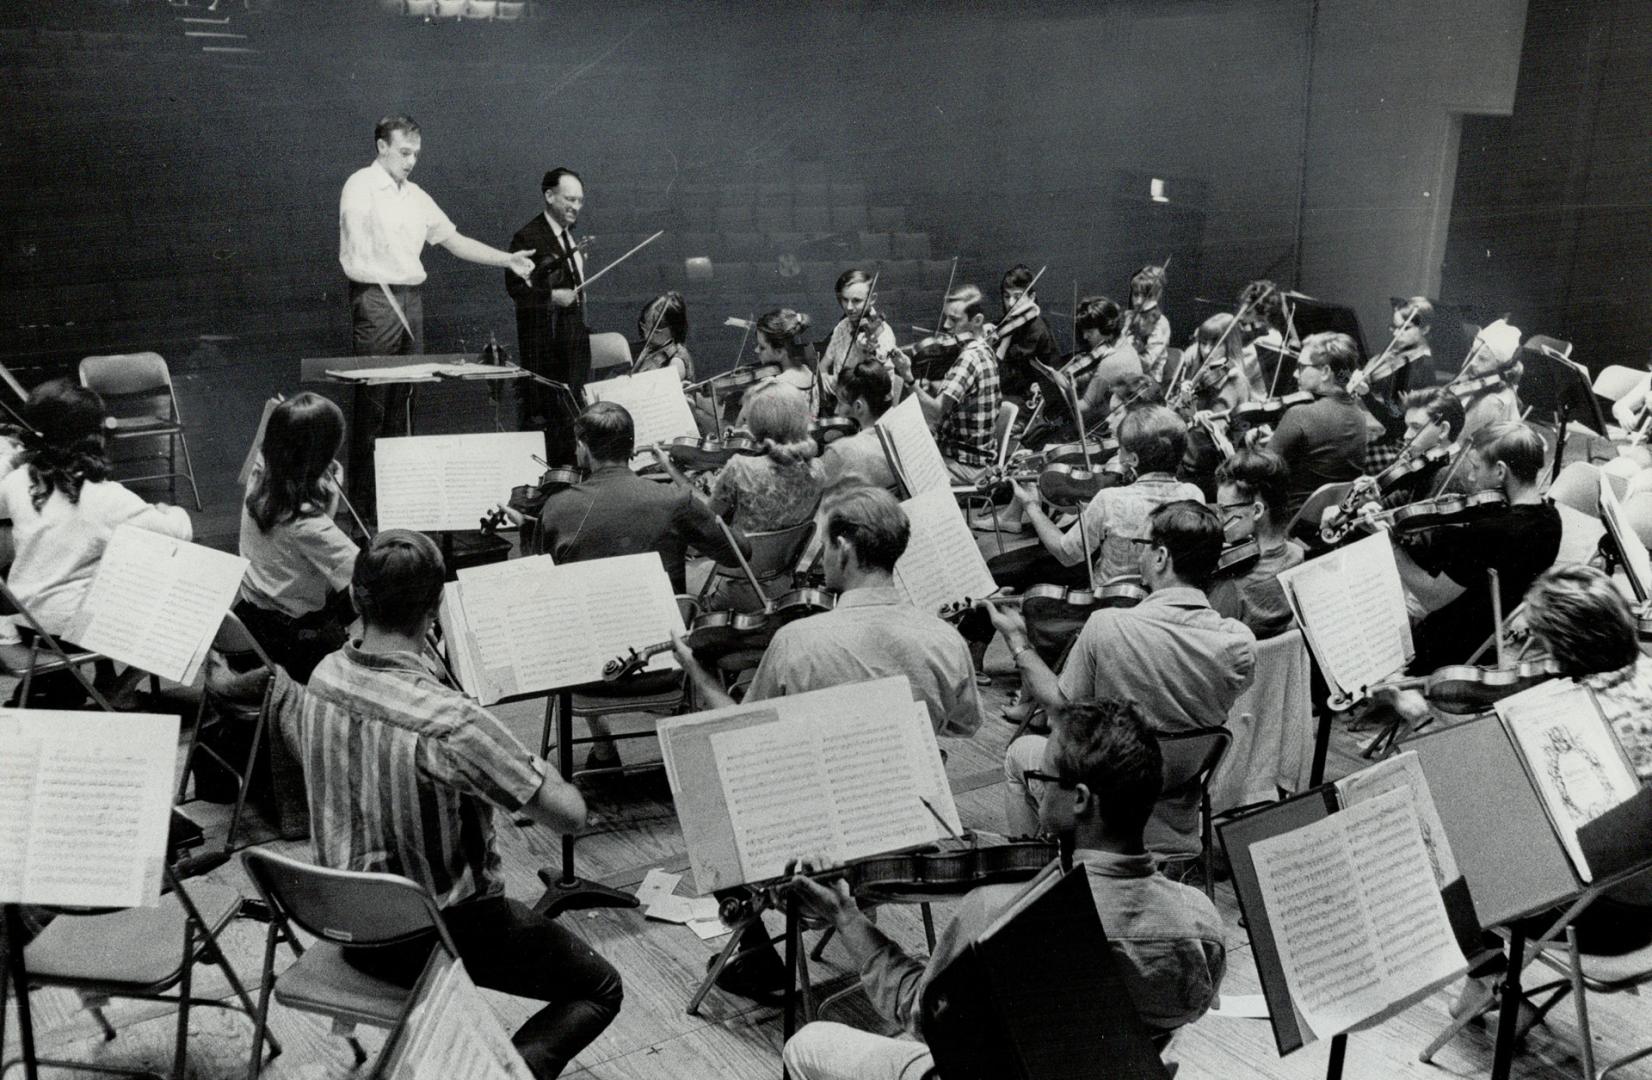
[939,578,1147,623]
[480,463,584,534]
[896,332,965,381]
[1231,390,1313,426]
[1378,445,1453,496]
[690,363,783,399]
[1213,538,1261,578]
[1362,658,1562,715]
[1446,356,1520,402]
[1319,446,1458,544]
[810,416,860,453]
[602,588,838,680]
[1388,490,1508,533]
[649,430,761,473]
[1359,309,1422,385]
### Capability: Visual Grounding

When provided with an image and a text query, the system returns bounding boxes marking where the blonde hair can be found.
[742,381,817,466]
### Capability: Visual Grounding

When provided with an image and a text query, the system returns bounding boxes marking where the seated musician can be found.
[1176,312,1251,498]
[1347,296,1434,470]
[236,393,359,683]
[1208,449,1305,640]
[1069,295,1143,419]
[992,501,1256,856]
[1122,263,1172,383]
[1260,330,1368,518]
[751,308,820,417]
[1456,319,1524,439]
[781,700,1226,1080]
[994,263,1058,405]
[819,268,899,400]
[1397,420,1561,673]
[257,530,622,1080]
[535,400,747,769]
[890,284,1002,483]
[1236,278,1290,395]
[632,291,694,383]
[819,359,899,491]
[1010,405,1205,586]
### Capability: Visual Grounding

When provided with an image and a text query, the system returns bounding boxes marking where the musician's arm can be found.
[505,226,536,302]
[439,232,535,281]
[1613,378,1650,431]
[890,350,951,427]
[671,631,735,710]
[984,606,1068,710]
[519,772,588,835]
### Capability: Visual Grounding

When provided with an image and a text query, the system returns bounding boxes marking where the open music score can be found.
[1276,532,1412,706]
[893,487,997,616]
[374,949,533,1080]
[1334,750,1459,889]
[1250,789,1466,1041]
[1599,473,1652,601]
[68,525,248,685]
[585,367,699,453]
[0,710,178,908]
[875,394,951,497]
[374,432,546,533]
[439,552,684,705]
[658,677,961,891]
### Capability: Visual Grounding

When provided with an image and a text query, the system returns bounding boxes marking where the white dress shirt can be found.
[338,162,456,286]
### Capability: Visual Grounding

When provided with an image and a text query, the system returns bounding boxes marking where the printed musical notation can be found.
[375,432,545,533]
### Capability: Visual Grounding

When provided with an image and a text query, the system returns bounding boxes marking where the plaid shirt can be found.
[933,336,1001,467]
[270,643,546,907]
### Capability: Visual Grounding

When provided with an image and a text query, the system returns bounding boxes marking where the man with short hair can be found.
[1209,449,1305,639]
[991,500,1256,855]
[338,115,536,513]
[264,530,622,1080]
[1262,330,1369,517]
[781,700,1226,1080]
[509,167,592,457]
[994,263,1058,404]
[890,284,1002,482]
[820,360,899,491]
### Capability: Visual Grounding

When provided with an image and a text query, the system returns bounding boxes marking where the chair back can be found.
[405,0,437,12]
[466,0,498,15]
[724,518,817,583]
[1285,481,1353,544]
[79,351,173,398]
[1157,726,1232,801]
[589,332,632,373]
[214,609,274,668]
[992,401,1020,470]
[241,849,457,955]
[496,0,525,17]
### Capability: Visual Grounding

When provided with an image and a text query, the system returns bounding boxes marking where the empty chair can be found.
[78,351,203,510]
[495,0,524,17]
[466,0,497,15]
[434,0,467,16]
[1151,726,1233,899]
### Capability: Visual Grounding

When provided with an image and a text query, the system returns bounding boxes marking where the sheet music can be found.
[906,700,963,837]
[326,361,490,383]
[1251,789,1465,1041]
[1278,532,1412,700]
[374,432,546,533]
[0,711,178,907]
[1336,751,1459,889]
[69,526,248,685]
[876,395,951,496]
[382,953,534,1080]
[1600,475,1652,602]
[446,554,683,704]
[893,487,997,615]
[585,367,699,451]
[707,678,951,883]
[1497,680,1640,882]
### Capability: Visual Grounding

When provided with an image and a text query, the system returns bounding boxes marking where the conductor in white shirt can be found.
[337,114,535,516]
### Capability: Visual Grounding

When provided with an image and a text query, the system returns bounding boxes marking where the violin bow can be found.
[933,256,959,335]
[1360,307,1419,386]
[1264,293,1299,399]
[573,229,664,297]
[1071,279,1079,353]
[630,297,671,377]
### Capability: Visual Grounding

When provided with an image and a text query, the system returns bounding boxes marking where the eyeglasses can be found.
[1126,536,1158,548]
[1216,501,1253,514]
[1022,769,1079,789]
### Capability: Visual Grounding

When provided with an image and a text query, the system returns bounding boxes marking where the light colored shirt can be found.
[746,586,982,737]
[1124,310,1173,382]
[710,453,825,533]
[1077,339,1145,416]
[0,468,192,645]
[819,427,898,491]
[270,645,546,907]
[237,494,359,619]
[1050,473,1207,583]
[338,162,456,286]
[861,849,1226,1037]
[1207,537,1306,640]
[821,317,898,395]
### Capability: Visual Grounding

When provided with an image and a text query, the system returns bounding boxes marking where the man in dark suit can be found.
[508,167,591,461]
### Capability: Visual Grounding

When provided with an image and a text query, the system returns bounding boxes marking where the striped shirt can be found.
[270,643,546,907]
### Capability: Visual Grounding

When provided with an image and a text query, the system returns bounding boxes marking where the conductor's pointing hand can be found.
[507,249,537,283]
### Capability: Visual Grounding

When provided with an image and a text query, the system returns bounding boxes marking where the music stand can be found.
[1516,337,1610,483]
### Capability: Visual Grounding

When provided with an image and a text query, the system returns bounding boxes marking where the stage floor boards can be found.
[6,648,1651,1080]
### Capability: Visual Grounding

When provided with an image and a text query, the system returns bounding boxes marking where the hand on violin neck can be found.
[785,858,857,926]
[1346,370,1371,398]
[981,602,1027,642]
[1009,480,1039,508]
[487,503,525,528]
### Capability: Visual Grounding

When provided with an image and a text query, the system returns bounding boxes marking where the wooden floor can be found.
[5,518,1652,1080]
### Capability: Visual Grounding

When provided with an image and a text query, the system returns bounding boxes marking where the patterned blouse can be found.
[710,452,825,533]
[1584,654,1652,780]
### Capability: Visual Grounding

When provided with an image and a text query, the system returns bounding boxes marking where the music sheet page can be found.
[0,711,178,907]
[1277,532,1412,700]
[375,432,546,533]
[585,368,699,450]
[384,954,534,1080]
[70,526,249,685]
[712,718,840,882]
[1336,751,1460,888]
[876,395,951,496]
[1497,679,1640,882]
[1251,788,1465,1041]
[893,487,997,616]
[1600,475,1652,600]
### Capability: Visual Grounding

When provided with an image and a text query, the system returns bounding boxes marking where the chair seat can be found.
[271,940,413,1028]
[106,416,184,437]
[1538,940,1652,987]
[25,883,241,989]
[0,641,100,678]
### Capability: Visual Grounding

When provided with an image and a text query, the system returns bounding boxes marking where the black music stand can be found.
[1515,336,1610,483]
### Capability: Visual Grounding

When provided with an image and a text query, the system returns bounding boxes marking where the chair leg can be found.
[178,696,209,803]
[226,704,268,853]
[1567,927,1594,1080]
[245,927,280,1080]
[538,694,556,761]
[921,904,936,951]
[172,921,194,1080]
[91,1005,118,1041]
[175,429,204,512]
[809,924,836,962]
[347,1037,368,1067]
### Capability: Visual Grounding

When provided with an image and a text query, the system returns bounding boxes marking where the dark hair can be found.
[756,308,811,350]
[834,268,873,297]
[351,529,445,635]
[246,394,346,532]
[1001,264,1036,293]
[575,401,635,462]
[1302,331,1360,385]
[1239,279,1284,330]
[1395,296,1435,332]
[1525,565,1639,677]
[18,378,110,512]
[1469,420,1545,485]
[1401,386,1465,440]
[639,292,688,344]
[947,284,986,322]
[1117,405,1187,475]
[1074,296,1124,344]
[1216,449,1291,526]
[374,115,420,146]
[821,483,909,572]
[542,167,582,194]
[1113,374,1164,411]
[1149,499,1224,589]
[837,359,893,418]
[1051,699,1163,836]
